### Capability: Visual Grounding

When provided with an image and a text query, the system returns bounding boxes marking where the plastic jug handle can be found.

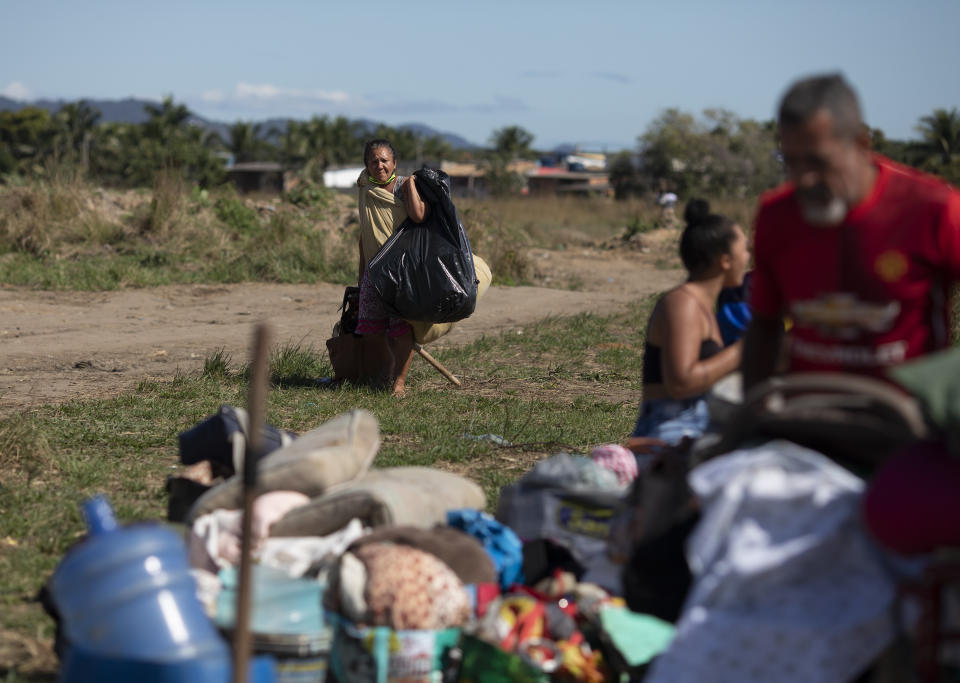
[83,495,119,535]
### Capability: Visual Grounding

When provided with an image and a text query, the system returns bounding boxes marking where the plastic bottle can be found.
[51,495,229,661]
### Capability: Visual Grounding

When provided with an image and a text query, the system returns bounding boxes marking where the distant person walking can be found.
[657,190,679,227]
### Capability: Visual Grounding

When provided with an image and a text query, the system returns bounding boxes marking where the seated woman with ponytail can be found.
[632,199,750,444]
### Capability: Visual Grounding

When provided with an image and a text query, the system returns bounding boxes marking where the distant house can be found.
[325,161,494,198]
[323,162,476,195]
[322,159,561,198]
[225,162,286,194]
[539,149,608,172]
[526,167,612,197]
[323,165,366,189]
[564,152,607,171]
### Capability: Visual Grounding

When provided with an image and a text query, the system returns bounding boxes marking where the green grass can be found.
[0,174,758,294]
[0,299,654,678]
[0,179,360,290]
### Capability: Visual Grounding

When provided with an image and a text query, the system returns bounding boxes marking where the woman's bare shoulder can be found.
[660,287,704,324]
[647,289,694,342]
[661,287,698,310]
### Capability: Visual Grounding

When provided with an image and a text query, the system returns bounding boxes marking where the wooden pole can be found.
[232,323,270,683]
[413,342,461,387]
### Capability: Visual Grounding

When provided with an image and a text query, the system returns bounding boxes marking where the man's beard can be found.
[800,195,848,226]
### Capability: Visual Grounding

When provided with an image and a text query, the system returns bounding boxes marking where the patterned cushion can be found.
[355,542,470,630]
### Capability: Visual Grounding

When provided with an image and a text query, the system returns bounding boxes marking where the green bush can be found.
[284,182,331,208]
[214,196,260,233]
[623,216,655,239]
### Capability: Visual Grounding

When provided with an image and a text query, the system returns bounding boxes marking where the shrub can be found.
[214,195,260,234]
[623,216,655,239]
[284,182,331,208]
[140,168,186,238]
[0,174,118,255]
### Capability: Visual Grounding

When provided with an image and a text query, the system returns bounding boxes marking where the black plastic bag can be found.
[365,167,478,323]
[177,405,295,472]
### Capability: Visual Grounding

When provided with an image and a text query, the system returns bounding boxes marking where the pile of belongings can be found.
[171,409,678,682]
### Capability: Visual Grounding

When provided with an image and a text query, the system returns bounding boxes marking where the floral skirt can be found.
[355,271,412,338]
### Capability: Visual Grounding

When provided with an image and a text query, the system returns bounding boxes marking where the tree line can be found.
[1,96,957,196]
[610,107,960,200]
[0,97,472,188]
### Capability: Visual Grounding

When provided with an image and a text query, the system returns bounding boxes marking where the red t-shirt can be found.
[751,155,960,376]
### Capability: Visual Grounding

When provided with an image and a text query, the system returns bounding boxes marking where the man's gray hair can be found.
[778,73,864,138]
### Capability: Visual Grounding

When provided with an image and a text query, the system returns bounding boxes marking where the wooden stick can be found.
[413,342,461,387]
[233,323,270,683]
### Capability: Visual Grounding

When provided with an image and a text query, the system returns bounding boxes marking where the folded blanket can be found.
[187,409,380,521]
[270,467,486,537]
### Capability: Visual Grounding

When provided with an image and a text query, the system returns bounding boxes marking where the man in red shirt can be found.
[743,73,960,390]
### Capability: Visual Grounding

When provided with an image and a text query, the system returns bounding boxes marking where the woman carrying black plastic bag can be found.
[354,139,428,395]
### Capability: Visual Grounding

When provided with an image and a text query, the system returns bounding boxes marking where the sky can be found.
[2,0,958,150]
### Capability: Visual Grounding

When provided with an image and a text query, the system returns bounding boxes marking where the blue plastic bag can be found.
[447,509,524,590]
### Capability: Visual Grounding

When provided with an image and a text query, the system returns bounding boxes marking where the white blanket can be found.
[647,440,909,683]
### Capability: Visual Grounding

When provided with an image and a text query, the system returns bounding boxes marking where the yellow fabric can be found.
[356,172,491,346]
[357,172,407,270]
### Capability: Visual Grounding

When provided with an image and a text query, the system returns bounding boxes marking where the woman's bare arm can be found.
[659,291,742,399]
[403,175,429,223]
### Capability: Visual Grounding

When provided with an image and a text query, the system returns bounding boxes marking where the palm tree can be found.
[54,100,101,169]
[916,108,960,165]
[228,121,262,163]
[326,116,363,167]
[142,96,192,145]
[420,135,452,163]
[489,125,534,160]
[280,119,306,166]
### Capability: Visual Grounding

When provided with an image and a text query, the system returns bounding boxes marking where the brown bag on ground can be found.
[326,286,361,382]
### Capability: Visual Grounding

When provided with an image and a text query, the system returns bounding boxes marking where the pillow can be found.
[349,525,497,585]
[270,467,486,537]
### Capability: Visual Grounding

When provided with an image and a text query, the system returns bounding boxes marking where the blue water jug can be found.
[51,496,229,657]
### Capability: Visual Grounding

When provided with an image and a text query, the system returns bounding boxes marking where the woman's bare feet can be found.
[389,331,415,397]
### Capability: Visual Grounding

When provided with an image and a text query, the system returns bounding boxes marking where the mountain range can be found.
[0,95,479,149]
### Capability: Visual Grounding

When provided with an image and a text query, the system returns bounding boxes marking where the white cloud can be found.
[201,89,225,103]
[233,82,352,105]
[2,81,35,100]
[235,82,285,99]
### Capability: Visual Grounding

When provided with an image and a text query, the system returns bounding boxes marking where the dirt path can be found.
[0,248,682,415]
